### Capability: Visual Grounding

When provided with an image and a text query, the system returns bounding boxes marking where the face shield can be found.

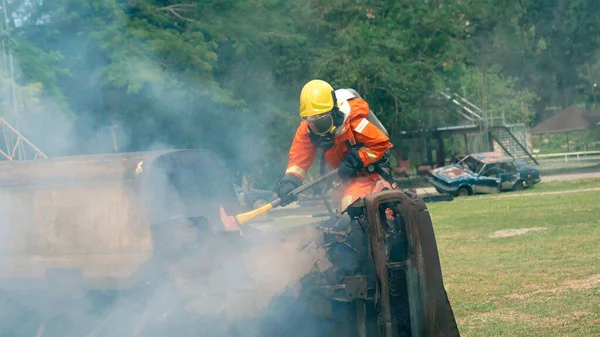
[304,111,335,135]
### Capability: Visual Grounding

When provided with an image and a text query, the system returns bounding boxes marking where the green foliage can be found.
[306,1,471,134]
[490,0,600,118]
[533,130,600,153]
[1,0,600,185]
[459,64,538,124]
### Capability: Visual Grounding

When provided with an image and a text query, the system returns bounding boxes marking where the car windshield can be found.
[459,156,485,174]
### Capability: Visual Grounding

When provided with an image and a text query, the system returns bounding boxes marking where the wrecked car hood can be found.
[431,165,474,183]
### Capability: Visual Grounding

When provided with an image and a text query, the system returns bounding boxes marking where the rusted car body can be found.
[0,149,240,286]
[425,152,541,196]
[0,149,459,336]
[299,190,460,337]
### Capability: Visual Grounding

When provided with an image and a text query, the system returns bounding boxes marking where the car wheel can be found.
[513,180,525,191]
[456,187,470,197]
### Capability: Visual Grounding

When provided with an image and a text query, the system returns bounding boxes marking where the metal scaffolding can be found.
[438,90,537,164]
[0,0,47,160]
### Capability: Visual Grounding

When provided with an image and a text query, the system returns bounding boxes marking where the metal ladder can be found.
[491,126,538,165]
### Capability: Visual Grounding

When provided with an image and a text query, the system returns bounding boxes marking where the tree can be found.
[303,0,472,142]
[2,0,598,183]
[459,64,538,124]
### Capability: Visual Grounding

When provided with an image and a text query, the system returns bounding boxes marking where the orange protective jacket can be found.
[284,95,392,183]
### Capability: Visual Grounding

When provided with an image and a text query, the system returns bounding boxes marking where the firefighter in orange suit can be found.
[274,79,394,211]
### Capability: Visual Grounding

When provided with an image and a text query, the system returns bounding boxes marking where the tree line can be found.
[2,0,599,185]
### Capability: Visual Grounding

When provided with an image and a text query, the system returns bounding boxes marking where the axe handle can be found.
[288,168,340,196]
[234,168,339,226]
[235,202,276,225]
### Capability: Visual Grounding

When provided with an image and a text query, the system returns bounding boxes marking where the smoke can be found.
[0,2,340,337]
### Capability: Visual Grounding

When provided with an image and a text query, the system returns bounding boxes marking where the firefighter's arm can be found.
[349,102,392,167]
[284,121,317,183]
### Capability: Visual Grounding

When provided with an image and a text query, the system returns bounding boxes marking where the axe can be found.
[219,168,339,233]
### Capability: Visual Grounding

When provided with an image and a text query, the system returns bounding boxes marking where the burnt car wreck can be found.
[425,152,541,197]
[295,190,460,337]
[0,149,460,337]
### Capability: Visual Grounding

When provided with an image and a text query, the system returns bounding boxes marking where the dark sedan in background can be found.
[425,152,542,197]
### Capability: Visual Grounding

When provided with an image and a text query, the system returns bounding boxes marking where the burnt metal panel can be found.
[348,190,460,337]
[0,149,240,287]
[0,150,175,185]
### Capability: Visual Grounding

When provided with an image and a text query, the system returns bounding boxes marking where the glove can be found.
[339,148,365,180]
[273,177,301,206]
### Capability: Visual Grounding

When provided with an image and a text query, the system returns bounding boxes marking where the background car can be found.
[424,152,542,197]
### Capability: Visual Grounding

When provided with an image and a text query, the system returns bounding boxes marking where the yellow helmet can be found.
[299,79,335,118]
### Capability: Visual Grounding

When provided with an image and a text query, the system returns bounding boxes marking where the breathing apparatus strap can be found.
[345,140,399,190]
[369,161,399,190]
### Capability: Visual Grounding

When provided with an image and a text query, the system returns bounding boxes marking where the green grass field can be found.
[428,179,600,336]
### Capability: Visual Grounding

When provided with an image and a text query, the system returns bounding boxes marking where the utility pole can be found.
[481,67,489,151]
[594,83,598,110]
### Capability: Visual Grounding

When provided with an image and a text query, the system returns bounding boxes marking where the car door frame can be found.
[497,160,520,190]
[473,163,502,194]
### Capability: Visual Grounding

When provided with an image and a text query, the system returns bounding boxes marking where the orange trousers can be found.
[337,173,392,211]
